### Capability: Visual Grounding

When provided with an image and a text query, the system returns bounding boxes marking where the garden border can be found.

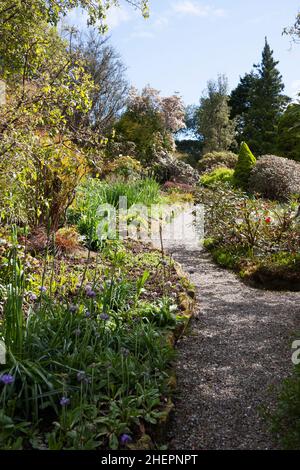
[129,260,196,449]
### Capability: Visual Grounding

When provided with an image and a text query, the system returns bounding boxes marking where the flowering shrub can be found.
[198,151,238,174]
[197,185,300,284]
[249,154,300,201]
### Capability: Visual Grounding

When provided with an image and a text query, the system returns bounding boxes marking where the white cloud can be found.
[173,1,226,18]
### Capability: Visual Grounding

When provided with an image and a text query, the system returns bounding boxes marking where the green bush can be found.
[197,151,238,174]
[234,142,256,189]
[200,167,234,187]
[277,104,300,162]
[249,154,300,201]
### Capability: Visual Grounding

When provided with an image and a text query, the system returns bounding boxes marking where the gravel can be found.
[158,211,300,450]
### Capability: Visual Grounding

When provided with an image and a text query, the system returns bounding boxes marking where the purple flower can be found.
[60,396,70,407]
[85,310,91,318]
[120,434,132,446]
[100,313,110,321]
[0,374,15,385]
[29,293,37,301]
[86,289,96,298]
[69,304,78,313]
[39,286,47,293]
[77,371,86,382]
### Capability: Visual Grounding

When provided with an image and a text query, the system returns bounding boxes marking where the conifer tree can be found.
[230,39,290,155]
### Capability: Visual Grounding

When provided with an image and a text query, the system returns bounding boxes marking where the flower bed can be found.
[0,232,194,450]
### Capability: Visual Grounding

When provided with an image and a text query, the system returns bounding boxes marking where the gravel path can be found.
[156,208,300,450]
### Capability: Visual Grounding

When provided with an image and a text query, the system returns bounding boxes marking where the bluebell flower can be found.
[100,313,110,321]
[77,371,86,382]
[86,289,96,298]
[120,434,132,445]
[60,396,70,406]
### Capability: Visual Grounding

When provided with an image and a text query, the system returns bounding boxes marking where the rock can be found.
[152,150,199,185]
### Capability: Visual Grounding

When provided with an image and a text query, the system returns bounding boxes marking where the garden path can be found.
[155,209,300,450]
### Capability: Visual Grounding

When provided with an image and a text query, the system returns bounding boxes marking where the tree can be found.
[0,0,150,227]
[283,11,300,42]
[234,142,256,190]
[116,86,185,161]
[277,104,300,162]
[73,31,129,136]
[229,72,258,142]
[0,1,150,34]
[196,75,236,153]
[230,38,290,155]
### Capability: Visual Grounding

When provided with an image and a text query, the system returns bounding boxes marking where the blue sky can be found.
[67,0,300,105]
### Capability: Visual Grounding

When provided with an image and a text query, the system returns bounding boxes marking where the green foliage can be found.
[197,184,300,286]
[116,108,164,161]
[277,104,300,162]
[270,365,300,449]
[0,232,181,450]
[198,151,238,173]
[196,75,236,153]
[234,142,256,189]
[115,87,185,162]
[200,168,234,187]
[68,178,161,249]
[249,154,300,201]
[230,38,290,154]
[102,156,143,181]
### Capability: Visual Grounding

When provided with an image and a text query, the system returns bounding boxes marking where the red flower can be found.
[265,217,272,224]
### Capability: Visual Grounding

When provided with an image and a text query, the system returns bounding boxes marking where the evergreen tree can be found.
[230,38,290,155]
[277,104,300,161]
[234,142,256,189]
[229,72,258,142]
[196,75,236,153]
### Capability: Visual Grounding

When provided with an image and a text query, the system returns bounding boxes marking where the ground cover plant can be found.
[0,226,189,450]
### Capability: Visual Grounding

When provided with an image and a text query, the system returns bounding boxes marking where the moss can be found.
[234,142,256,189]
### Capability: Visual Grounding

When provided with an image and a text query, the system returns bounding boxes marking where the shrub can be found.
[249,154,300,201]
[197,151,238,173]
[163,181,195,193]
[102,156,143,181]
[234,142,256,189]
[200,167,234,187]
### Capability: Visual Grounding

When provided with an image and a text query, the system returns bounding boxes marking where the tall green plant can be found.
[234,142,256,189]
